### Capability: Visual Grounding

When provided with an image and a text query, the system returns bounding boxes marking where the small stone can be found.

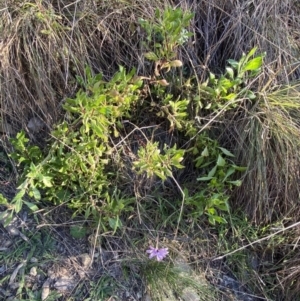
[47,269,56,279]
[24,275,34,288]
[27,117,44,133]
[5,225,20,236]
[77,270,85,279]
[41,279,51,301]
[9,282,20,290]
[0,121,14,135]
[54,277,75,292]
[181,288,200,301]
[29,267,37,277]
[174,257,191,275]
[144,294,152,301]
[3,240,13,248]
[30,257,38,263]
[79,253,92,269]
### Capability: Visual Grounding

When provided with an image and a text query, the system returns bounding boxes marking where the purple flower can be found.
[146,246,169,261]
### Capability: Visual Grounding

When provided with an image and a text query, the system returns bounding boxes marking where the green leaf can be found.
[242,57,263,72]
[246,90,256,100]
[201,146,209,157]
[232,165,247,172]
[14,198,23,213]
[70,225,87,239]
[226,67,234,79]
[223,167,236,182]
[0,211,9,222]
[222,93,237,101]
[1,211,13,227]
[217,155,226,167]
[219,147,235,157]
[208,214,227,224]
[246,46,258,58]
[197,176,214,181]
[144,52,159,61]
[227,180,242,186]
[227,59,239,69]
[42,176,53,187]
[23,200,39,212]
[208,165,217,177]
[109,217,122,233]
[32,187,41,201]
[0,194,8,205]
[13,189,25,201]
[209,72,215,81]
[154,170,167,181]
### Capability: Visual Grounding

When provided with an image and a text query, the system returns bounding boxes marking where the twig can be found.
[213,220,300,261]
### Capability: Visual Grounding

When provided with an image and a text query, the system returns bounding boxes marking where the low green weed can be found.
[139,7,193,62]
[0,7,256,231]
[193,47,265,112]
[1,66,143,229]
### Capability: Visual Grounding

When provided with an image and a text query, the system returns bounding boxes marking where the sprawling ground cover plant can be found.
[0,54,253,232]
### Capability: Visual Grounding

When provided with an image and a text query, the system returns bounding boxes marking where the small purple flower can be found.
[146,246,169,261]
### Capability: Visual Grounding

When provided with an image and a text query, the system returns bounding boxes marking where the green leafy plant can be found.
[139,7,193,62]
[133,142,185,181]
[194,47,265,112]
[1,8,248,230]
[2,66,142,230]
[185,133,246,225]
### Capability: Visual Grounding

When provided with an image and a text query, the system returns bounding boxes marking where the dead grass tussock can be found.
[183,0,300,81]
[1,0,300,133]
[0,0,170,133]
[220,84,300,226]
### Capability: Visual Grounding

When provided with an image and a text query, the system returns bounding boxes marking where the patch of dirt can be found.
[0,206,146,301]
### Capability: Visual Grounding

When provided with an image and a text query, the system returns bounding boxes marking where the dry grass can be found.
[221,85,300,225]
[0,0,170,133]
[1,0,299,131]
